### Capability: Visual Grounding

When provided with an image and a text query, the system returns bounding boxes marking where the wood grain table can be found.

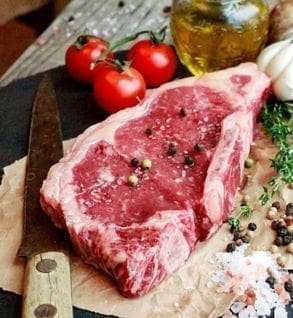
[0,0,171,87]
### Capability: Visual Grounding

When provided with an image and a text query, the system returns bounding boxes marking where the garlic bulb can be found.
[257,39,293,101]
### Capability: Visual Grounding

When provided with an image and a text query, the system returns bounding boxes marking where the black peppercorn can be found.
[194,143,203,152]
[265,276,276,289]
[271,220,280,231]
[283,235,292,245]
[248,223,257,231]
[284,281,293,293]
[68,16,75,22]
[118,1,125,8]
[184,156,194,166]
[167,143,177,156]
[226,243,236,253]
[145,127,153,136]
[180,108,188,117]
[162,5,171,14]
[272,201,281,210]
[277,226,289,237]
[130,157,140,167]
[233,231,242,241]
[286,203,293,216]
[274,236,284,246]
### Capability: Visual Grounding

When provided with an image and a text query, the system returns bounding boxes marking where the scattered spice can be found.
[194,143,204,152]
[287,243,293,253]
[162,5,171,14]
[167,142,177,156]
[128,175,138,186]
[265,276,276,289]
[248,223,257,231]
[283,235,291,245]
[130,157,140,167]
[145,127,153,136]
[267,209,277,220]
[241,235,250,244]
[272,201,281,210]
[286,203,293,216]
[141,159,152,170]
[118,0,125,8]
[284,281,293,293]
[270,244,279,254]
[67,16,75,23]
[274,236,284,246]
[277,226,289,237]
[276,256,286,267]
[235,239,243,246]
[246,230,254,239]
[244,158,255,168]
[184,155,194,166]
[226,243,236,253]
[234,231,242,240]
[180,107,188,117]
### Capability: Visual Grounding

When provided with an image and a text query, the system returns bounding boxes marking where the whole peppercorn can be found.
[180,107,188,117]
[265,276,276,289]
[167,143,177,156]
[284,281,293,293]
[130,157,140,167]
[128,175,138,186]
[245,158,255,168]
[248,223,257,231]
[283,235,292,245]
[272,201,281,210]
[287,242,293,254]
[226,243,236,253]
[141,159,152,170]
[270,245,279,253]
[286,203,293,216]
[235,239,243,246]
[277,226,289,237]
[274,236,284,246]
[233,231,242,241]
[194,143,203,152]
[271,220,280,231]
[184,156,194,166]
[145,127,153,136]
[241,235,250,243]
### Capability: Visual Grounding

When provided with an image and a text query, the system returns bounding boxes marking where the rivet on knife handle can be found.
[22,251,72,318]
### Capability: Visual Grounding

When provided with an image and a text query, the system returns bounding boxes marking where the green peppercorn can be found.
[130,157,140,167]
[141,159,152,170]
[226,243,236,253]
[244,158,255,168]
[248,223,257,231]
[286,203,293,216]
[184,156,194,166]
[128,175,138,186]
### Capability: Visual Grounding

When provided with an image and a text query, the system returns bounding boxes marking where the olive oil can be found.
[170,0,269,76]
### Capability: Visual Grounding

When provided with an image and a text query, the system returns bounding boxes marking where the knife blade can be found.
[18,75,73,318]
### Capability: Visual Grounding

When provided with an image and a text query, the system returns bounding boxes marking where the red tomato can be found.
[65,35,114,83]
[126,39,177,88]
[93,62,146,113]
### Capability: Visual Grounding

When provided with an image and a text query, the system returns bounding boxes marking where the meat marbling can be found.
[40,63,270,297]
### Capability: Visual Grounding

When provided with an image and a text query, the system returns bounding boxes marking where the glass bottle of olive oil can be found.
[170,0,269,76]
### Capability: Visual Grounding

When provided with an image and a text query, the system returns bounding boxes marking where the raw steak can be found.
[40,63,270,297]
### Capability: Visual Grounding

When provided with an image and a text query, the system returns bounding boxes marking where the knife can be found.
[17,75,73,318]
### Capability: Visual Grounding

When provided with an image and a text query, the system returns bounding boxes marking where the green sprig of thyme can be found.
[228,204,253,231]
[259,98,293,205]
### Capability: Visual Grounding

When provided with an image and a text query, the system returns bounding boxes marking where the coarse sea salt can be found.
[211,244,289,317]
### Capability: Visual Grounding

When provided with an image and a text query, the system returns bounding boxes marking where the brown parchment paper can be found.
[0,132,292,318]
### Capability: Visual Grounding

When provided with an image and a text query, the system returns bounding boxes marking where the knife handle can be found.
[22,251,73,318]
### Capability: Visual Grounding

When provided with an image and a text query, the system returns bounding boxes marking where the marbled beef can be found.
[40,63,270,297]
